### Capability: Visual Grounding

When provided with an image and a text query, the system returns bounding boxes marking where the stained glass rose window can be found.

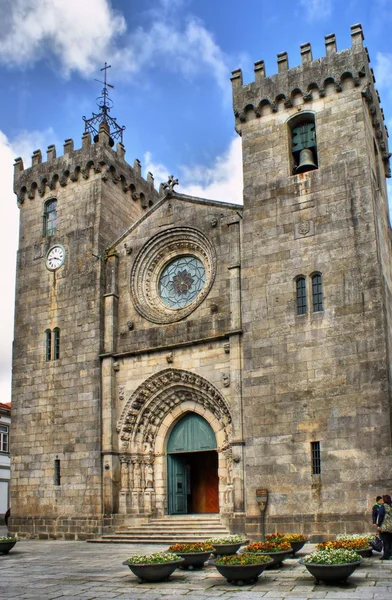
[159,256,206,309]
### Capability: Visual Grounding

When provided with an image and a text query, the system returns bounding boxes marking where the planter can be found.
[290,540,309,556]
[214,559,274,585]
[0,539,17,554]
[299,559,363,584]
[122,559,183,583]
[211,542,246,556]
[354,547,372,559]
[249,550,293,568]
[174,551,212,570]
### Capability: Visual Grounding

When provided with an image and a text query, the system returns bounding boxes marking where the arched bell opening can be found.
[166,412,219,515]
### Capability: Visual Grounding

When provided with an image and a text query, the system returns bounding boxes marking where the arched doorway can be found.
[167,413,219,515]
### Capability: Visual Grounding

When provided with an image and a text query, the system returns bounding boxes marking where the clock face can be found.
[46,245,66,271]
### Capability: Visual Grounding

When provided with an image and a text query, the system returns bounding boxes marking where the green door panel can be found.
[168,454,187,514]
[167,413,217,453]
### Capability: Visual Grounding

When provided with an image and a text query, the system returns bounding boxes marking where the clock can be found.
[45,245,66,271]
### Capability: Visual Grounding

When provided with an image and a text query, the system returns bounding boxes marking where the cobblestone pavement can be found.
[1,533,392,600]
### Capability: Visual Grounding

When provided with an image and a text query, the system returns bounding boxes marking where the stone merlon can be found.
[13,131,160,206]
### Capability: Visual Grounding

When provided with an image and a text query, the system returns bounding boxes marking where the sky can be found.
[1,0,392,401]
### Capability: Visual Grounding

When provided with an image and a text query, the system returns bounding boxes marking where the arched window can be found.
[45,329,52,362]
[43,199,57,237]
[288,113,318,175]
[312,273,323,312]
[53,328,60,360]
[296,276,307,315]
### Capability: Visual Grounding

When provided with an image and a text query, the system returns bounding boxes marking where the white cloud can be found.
[374,52,392,90]
[126,18,229,91]
[0,132,19,402]
[0,0,126,76]
[298,0,333,21]
[144,136,243,205]
[0,128,60,402]
[0,0,230,93]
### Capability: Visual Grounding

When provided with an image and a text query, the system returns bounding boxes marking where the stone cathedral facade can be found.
[10,25,392,539]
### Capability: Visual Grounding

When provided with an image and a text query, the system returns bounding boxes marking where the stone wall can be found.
[232,25,392,536]
[10,129,157,539]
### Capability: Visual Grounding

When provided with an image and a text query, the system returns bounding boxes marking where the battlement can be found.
[14,123,159,208]
[231,24,390,176]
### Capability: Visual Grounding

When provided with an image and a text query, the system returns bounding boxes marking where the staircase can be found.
[87,514,230,544]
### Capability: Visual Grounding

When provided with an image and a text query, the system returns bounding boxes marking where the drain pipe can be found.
[256,489,268,540]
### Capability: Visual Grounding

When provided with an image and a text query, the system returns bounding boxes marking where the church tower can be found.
[11,78,158,537]
[232,24,392,536]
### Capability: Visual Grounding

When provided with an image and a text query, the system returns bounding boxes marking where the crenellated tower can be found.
[232,24,392,536]
[11,100,159,536]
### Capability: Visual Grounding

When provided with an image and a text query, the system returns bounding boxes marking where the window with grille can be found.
[296,277,307,315]
[311,441,321,475]
[53,328,60,360]
[0,425,9,453]
[44,199,57,237]
[312,273,323,312]
[45,329,52,362]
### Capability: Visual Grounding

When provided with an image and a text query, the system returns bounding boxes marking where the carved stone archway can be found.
[116,369,233,516]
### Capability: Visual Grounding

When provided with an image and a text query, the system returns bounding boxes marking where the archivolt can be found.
[117,369,232,452]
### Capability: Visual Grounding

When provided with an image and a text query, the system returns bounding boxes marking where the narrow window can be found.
[54,459,61,485]
[45,329,52,362]
[311,441,321,474]
[296,277,307,315]
[43,199,57,237]
[0,425,9,453]
[289,113,318,175]
[53,328,60,360]
[312,273,323,312]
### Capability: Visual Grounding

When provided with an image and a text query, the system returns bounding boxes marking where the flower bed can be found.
[168,542,214,553]
[214,553,273,585]
[243,541,291,553]
[167,543,214,570]
[207,535,244,544]
[300,548,363,584]
[0,536,17,554]
[303,549,362,564]
[242,540,292,568]
[122,552,183,583]
[124,552,180,565]
[316,539,369,552]
[207,535,247,556]
[216,553,272,565]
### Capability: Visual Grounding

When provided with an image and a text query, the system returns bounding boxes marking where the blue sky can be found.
[1,0,391,399]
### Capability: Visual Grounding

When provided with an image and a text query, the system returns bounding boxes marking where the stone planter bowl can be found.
[122,559,183,583]
[0,539,17,554]
[174,551,212,570]
[214,558,274,585]
[354,547,372,559]
[211,541,247,556]
[290,540,309,555]
[249,549,293,568]
[299,559,363,584]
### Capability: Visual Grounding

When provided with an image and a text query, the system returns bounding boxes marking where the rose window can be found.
[159,256,206,309]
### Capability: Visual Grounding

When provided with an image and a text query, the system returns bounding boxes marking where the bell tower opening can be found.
[167,413,219,515]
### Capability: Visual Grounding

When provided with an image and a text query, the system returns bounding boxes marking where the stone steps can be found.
[87,514,230,544]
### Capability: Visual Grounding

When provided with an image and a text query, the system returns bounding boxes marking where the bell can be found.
[295,148,317,173]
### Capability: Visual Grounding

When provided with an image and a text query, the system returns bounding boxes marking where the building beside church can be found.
[10,24,392,540]
[0,402,11,522]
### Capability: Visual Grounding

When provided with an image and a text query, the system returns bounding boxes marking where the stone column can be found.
[143,455,155,515]
[131,457,142,514]
[227,217,245,513]
[101,253,120,516]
